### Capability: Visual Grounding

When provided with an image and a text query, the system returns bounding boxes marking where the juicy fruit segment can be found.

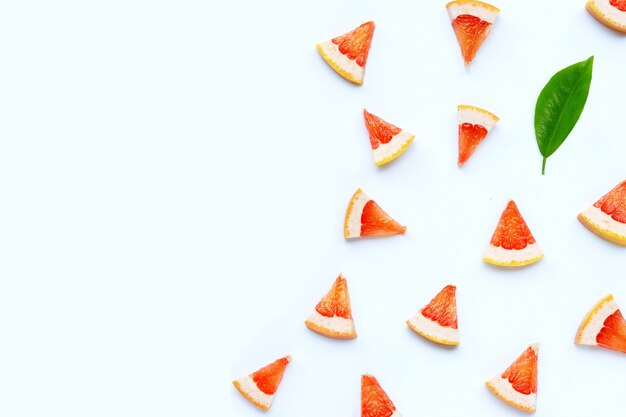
[305,274,357,339]
[485,344,539,413]
[364,110,415,166]
[578,180,626,245]
[361,374,401,417]
[332,22,375,67]
[575,294,626,354]
[452,15,491,64]
[232,355,291,410]
[406,285,459,346]
[457,104,499,166]
[483,200,544,267]
[317,22,375,85]
[612,0,626,12]
[344,189,406,239]
[586,0,626,33]
[446,0,500,64]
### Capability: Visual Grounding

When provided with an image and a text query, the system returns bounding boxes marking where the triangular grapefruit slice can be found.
[578,179,626,246]
[364,109,415,166]
[317,22,375,85]
[483,200,543,267]
[406,285,459,346]
[486,344,539,413]
[446,0,500,64]
[305,274,356,339]
[586,0,626,33]
[575,294,626,354]
[344,189,406,239]
[457,104,499,166]
[361,374,402,417]
[232,355,291,411]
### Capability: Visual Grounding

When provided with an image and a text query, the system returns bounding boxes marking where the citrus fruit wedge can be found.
[446,0,500,64]
[486,344,539,413]
[575,294,626,354]
[586,0,626,33]
[578,179,626,246]
[232,355,291,411]
[362,374,402,417]
[406,285,459,346]
[305,274,357,339]
[364,109,415,166]
[483,200,543,267]
[457,104,499,166]
[317,21,375,85]
[344,188,407,239]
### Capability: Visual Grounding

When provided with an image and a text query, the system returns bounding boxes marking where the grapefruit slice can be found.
[364,110,415,166]
[446,0,500,64]
[485,344,539,413]
[361,374,402,417]
[232,355,291,411]
[586,0,626,33]
[406,285,459,346]
[578,179,626,246]
[344,188,406,239]
[317,21,375,85]
[305,274,356,339]
[575,294,626,354]
[483,200,543,267]
[457,104,499,166]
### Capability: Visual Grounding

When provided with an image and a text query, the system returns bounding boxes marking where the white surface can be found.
[0,1,624,417]
[225,1,626,417]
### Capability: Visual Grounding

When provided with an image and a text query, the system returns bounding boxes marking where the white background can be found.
[226,1,626,417]
[0,1,623,417]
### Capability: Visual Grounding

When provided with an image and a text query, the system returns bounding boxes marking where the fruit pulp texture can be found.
[501,347,538,395]
[332,22,375,67]
[361,200,406,236]
[421,285,458,328]
[251,357,289,395]
[491,201,536,250]
[452,15,491,63]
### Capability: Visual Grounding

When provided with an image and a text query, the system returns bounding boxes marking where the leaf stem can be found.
[541,157,547,175]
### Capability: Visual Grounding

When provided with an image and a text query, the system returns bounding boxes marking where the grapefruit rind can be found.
[406,312,460,346]
[232,375,274,411]
[458,104,499,130]
[446,0,500,23]
[344,188,371,239]
[485,376,537,413]
[586,0,626,33]
[372,130,415,166]
[485,344,538,413]
[578,205,626,246]
[305,309,357,339]
[575,294,620,346]
[317,40,365,85]
[483,243,544,267]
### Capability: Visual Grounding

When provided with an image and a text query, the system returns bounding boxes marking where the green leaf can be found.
[534,56,594,175]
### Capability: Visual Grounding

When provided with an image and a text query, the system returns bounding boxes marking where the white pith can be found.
[577,296,620,346]
[372,130,415,164]
[305,309,356,337]
[588,0,626,28]
[447,1,499,23]
[234,375,273,409]
[483,242,543,264]
[487,375,537,411]
[458,106,498,131]
[317,39,364,83]
[579,204,626,238]
[407,310,459,344]
[346,190,371,239]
